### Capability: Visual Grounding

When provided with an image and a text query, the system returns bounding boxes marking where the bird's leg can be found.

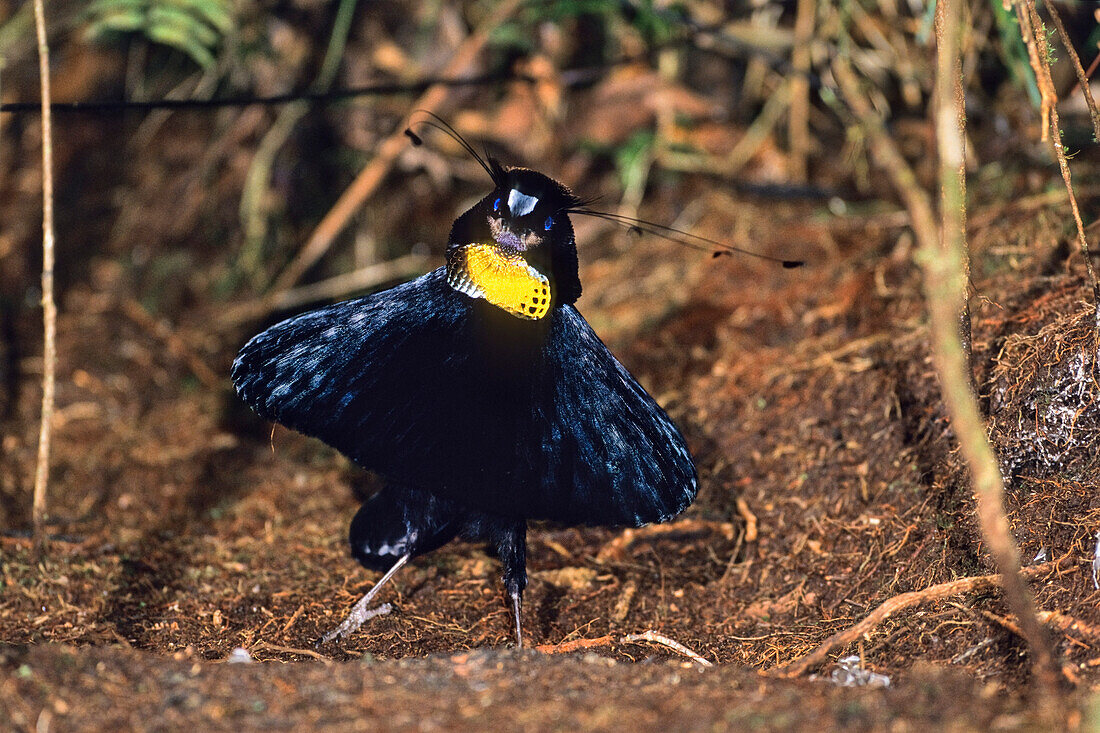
[496,521,528,648]
[320,553,409,644]
[510,591,523,648]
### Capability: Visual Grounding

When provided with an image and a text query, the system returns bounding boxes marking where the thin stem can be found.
[1043,1,1100,142]
[935,2,1059,700]
[31,0,56,551]
[788,0,815,183]
[1015,0,1100,333]
[833,40,1061,705]
[935,0,972,380]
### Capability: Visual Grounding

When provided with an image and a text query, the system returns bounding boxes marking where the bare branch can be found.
[1043,1,1100,142]
[31,0,56,552]
[831,13,1062,697]
[1015,0,1100,334]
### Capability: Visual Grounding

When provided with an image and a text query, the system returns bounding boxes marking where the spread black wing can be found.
[232,267,697,526]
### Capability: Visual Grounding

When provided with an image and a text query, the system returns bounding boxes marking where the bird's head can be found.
[446,164,583,319]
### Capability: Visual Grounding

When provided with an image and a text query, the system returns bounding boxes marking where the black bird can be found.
[232,126,796,646]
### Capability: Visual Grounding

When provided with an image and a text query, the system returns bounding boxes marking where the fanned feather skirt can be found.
[232,268,697,527]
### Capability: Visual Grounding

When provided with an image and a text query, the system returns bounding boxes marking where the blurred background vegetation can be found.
[0,0,1097,519]
[3,0,1099,518]
[0,0,1095,322]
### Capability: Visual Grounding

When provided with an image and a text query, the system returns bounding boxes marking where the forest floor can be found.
[3,171,1100,730]
[0,39,1095,717]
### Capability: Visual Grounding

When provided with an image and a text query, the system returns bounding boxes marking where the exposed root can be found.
[773,557,1073,678]
[990,308,1100,481]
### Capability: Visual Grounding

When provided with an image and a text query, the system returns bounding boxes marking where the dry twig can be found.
[278,603,306,638]
[788,0,815,182]
[251,641,333,664]
[774,558,1071,677]
[1043,1,1100,142]
[735,498,758,543]
[621,630,713,667]
[31,0,56,551]
[223,253,430,325]
[535,635,615,655]
[595,519,734,562]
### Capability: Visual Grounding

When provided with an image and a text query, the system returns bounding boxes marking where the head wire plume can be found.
[404,111,804,268]
[405,110,504,187]
[564,208,804,268]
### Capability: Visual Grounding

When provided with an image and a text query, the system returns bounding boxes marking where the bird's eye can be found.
[493,197,502,212]
[544,216,553,231]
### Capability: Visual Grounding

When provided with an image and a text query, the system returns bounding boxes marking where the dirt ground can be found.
[3,3,1100,728]
[3,179,1100,729]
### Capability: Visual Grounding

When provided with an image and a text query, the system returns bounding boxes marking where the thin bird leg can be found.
[321,553,410,644]
[511,589,524,648]
[497,521,528,648]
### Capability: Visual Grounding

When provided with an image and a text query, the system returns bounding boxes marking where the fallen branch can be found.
[774,557,1072,677]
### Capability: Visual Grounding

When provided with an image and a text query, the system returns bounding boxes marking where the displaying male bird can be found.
[232,121,797,646]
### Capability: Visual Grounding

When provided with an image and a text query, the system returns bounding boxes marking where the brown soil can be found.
[3,183,1099,729]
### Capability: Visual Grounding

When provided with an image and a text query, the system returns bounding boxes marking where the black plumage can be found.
[232,163,697,645]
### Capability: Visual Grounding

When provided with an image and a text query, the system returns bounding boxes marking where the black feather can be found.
[232,268,697,527]
[232,162,700,645]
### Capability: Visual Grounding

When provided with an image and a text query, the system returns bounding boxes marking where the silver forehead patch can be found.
[508,189,539,217]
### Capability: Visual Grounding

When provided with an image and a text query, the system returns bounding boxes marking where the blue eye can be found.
[544,215,553,231]
[493,197,502,212]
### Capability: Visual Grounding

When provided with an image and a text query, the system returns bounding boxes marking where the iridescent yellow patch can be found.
[447,244,552,320]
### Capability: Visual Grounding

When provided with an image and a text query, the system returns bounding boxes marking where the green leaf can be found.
[83,0,233,69]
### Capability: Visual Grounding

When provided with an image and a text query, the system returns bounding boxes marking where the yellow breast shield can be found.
[447,244,552,320]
